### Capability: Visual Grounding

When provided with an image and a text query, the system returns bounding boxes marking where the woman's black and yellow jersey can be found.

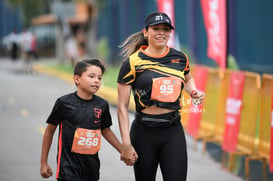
[117,45,190,112]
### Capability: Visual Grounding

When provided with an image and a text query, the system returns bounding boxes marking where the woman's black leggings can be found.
[130,111,188,181]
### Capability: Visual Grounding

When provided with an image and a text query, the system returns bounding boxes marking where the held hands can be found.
[190,90,205,105]
[120,144,138,166]
[40,162,53,178]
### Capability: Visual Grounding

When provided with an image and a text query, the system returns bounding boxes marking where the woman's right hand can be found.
[120,145,138,166]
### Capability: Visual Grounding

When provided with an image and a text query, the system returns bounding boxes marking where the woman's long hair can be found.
[119,30,148,60]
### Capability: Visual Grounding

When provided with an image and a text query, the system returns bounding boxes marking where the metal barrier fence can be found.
[227,71,261,174]
[182,66,272,180]
[244,74,273,181]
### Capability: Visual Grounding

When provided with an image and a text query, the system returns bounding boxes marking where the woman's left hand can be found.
[191,90,205,105]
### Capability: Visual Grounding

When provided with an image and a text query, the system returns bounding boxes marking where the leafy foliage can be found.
[6,0,49,26]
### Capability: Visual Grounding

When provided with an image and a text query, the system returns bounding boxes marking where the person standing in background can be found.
[9,30,19,61]
[29,32,38,60]
[19,29,33,73]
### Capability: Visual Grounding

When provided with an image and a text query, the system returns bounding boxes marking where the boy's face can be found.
[74,65,102,96]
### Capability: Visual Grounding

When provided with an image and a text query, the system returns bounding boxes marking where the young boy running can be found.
[40,59,130,181]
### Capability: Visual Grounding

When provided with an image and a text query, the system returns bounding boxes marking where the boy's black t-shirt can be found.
[46,92,112,181]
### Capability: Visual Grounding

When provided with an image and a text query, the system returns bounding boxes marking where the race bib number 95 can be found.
[71,128,101,155]
[151,77,181,102]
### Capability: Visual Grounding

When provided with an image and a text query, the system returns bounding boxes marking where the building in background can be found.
[1,0,272,75]
[96,0,273,74]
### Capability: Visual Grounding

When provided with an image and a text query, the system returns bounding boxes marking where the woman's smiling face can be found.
[143,24,171,49]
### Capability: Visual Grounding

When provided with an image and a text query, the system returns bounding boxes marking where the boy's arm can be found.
[101,128,122,153]
[102,127,137,166]
[40,124,57,178]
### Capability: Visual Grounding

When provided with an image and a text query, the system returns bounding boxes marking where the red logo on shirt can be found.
[94,108,102,118]
[171,59,180,63]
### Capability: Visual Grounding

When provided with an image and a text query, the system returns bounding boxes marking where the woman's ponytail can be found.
[119,30,148,59]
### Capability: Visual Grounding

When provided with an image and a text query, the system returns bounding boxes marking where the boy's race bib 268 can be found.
[71,128,101,155]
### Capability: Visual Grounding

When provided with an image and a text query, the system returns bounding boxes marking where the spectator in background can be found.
[65,27,87,66]
[30,32,38,60]
[19,29,35,73]
[65,34,79,66]
[9,30,19,61]
[75,27,87,60]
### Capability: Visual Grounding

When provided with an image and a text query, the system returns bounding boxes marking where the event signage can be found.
[201,0,227,68]
[157,0,175,48]
[186,66,208,137]
[270,80,273,172]
[222,71,245,152]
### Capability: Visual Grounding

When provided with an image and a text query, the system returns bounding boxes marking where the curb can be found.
[33,63,135,111]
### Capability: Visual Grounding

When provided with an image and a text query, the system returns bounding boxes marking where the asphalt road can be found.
[0,58,244,181]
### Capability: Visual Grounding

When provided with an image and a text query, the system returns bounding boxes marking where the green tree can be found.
[54,0,101,61]
[7,0,101,61]
[6,0,49,26]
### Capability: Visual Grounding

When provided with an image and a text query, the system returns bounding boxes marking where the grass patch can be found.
[42,61,73,74]
[41,61,119,88]
[103,66,119,88]
[53,63,73,74]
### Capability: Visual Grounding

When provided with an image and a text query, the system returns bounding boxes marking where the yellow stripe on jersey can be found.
[135,90,147,108]
[121,53,139,84]
[132,58,185,80]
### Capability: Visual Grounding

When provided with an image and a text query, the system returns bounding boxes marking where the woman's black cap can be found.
[145,12,174,29]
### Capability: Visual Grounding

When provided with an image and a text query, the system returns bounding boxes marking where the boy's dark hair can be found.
[74,59,105,76]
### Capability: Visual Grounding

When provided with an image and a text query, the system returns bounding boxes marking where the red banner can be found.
[222,71,245,153]
[269,80,273,172]
[201,0,227,69]
[157,0,175,48]
[187,66,208,137]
